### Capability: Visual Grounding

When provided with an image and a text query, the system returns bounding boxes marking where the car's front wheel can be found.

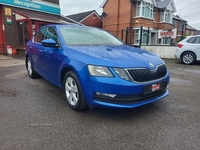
[181,52,196,65]
[64,71,87,111]
[26,57,39,78]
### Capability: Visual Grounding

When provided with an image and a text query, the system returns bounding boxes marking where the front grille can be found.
[127,64,167,82]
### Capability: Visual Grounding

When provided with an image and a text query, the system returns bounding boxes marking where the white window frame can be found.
[160,10,172,23]
[179,23,185,31]
[162,37,171,45]
[134,29,151,45]
[153,11,156,21]
[136,1,153,19]
[173,20,177,28]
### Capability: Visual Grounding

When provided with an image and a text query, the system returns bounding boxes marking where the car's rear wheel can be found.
[181,52,196,65]
[64,71,87,110]
[26,57,39,78]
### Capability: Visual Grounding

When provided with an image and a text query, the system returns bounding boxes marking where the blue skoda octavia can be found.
[25,24,170,110]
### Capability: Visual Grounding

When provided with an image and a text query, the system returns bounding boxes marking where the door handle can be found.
[29,46,32,49]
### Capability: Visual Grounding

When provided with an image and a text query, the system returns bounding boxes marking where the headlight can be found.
[88,65,113,77]
[113,68,131,81]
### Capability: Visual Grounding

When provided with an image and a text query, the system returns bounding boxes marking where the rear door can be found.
[30,27,47,74]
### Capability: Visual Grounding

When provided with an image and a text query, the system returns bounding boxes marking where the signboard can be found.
[0,0,60,15]
[5,7,12,16]
[158,29,177,39]
[6,16,12,24]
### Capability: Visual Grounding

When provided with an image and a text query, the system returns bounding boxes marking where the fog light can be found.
[96,92,116,98]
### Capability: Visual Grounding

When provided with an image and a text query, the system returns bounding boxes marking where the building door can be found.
[151,33,157,45]
[0,6,6,53]
[16,21,30,47]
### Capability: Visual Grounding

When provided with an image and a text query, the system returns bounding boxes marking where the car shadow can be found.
[35,76,168,122]
[79,100,166,122]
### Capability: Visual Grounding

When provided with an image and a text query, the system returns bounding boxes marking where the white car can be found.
[175,35,200,65]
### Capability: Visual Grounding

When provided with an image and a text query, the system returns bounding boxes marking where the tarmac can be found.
[0,54,25,67]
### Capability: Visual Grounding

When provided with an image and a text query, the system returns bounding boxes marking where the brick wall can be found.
[81,13,102,28]
[103,0,131,38]
[157,23,173,30]
[102,0,178,45]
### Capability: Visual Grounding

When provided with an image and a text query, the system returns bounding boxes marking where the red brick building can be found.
[186,24,197,36]
[101,0,177,45]
[66,10,102,28]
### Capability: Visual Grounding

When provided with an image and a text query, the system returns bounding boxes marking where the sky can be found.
[60,0,200,30]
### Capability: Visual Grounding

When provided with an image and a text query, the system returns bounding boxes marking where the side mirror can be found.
[41,39,59,47]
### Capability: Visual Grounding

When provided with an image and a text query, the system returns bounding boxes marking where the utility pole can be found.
[181,23,184,40]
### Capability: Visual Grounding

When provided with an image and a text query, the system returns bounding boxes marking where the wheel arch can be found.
[25,54,30,69]
[60,65,82,90]
[181,51,197,60]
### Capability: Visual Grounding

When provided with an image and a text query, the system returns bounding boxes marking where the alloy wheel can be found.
[65,77,79,106]
[27,59,32,76]
[183,54,194,64]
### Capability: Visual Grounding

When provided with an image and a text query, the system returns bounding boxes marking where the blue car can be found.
[25,24,170,110]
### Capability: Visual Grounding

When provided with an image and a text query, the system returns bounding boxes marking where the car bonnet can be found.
[66,45,165,69]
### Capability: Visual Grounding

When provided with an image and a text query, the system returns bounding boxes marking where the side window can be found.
[34,27,46,43]
[45,27,58,43]
[186,37,197,44]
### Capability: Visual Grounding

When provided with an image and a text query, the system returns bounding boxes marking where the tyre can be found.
[181,52,196,65]
[26,57,39,78]
[63,71,87,110]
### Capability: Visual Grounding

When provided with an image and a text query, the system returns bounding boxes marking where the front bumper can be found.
[84,74,170,108]
[92,90,169,108]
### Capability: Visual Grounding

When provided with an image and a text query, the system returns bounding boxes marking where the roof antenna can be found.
[179,8,182,17]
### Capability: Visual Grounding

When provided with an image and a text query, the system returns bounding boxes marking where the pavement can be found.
[0,56,200,150]
[0,54,25,67]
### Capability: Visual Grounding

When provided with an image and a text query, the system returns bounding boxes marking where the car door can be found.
[42,27,64,85]
[193,37,200,60]
[30,27,47,74]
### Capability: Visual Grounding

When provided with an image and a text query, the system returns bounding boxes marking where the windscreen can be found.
[59,27,123,46]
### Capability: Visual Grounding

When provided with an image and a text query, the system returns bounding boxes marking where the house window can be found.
[179,23,185,31]
[160,11,164,22]
[134,29,151,45]
[160,10,172,23]
[173,20,177,28]
[165,10,171,22]
[137,2,141,16]
[142,30,150,44]
[153,11,156,21]
[137,2,153,19]
[162,37,171,45]
[135,30,140,44]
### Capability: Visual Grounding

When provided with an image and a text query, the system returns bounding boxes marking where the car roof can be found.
[185,35,200,38]
[178,35,200,43]
[42,24,97,29]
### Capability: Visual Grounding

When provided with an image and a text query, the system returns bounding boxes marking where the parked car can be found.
[175,35,200,65]
[25,24,170,111]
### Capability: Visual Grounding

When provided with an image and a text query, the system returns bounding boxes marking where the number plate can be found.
[152,83,160,92]
[143,81,166,95]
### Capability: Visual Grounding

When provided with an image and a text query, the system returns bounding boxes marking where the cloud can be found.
[60,0,103,16]
[60,0,200,30]
[174,0,200,29]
